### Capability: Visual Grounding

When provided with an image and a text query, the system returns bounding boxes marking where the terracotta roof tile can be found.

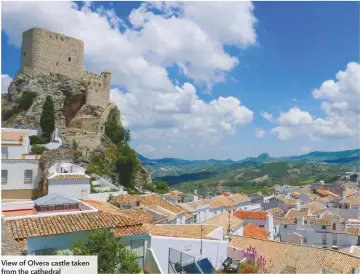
[119,206,168,224]
[1,131,25,141]
[49,174,88,180]
[229,193,250,204]
[114,194,185,215]
[146,205,178,221]
[144,224,220,239]
[202,212,243,235]
[209,195,237,209]
[6,211,143,241]
[267,207,284,216]
[243,224,270,239]
[346,197,360,206]
[229,236,360,274]
[234,210,268,220]
[301,201,326,214]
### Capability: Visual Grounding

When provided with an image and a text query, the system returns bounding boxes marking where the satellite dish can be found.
[175,262,182,273]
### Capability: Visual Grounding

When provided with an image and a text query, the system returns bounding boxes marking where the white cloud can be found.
[271,126,292,140]
[271,62,360,141]
[299,146,312,154]
[1,74,13,93]
[277,107,313,126]
[255,128,266,138]
[260,111,273,122]
[1,1,257,157]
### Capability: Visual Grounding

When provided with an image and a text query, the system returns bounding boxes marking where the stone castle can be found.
[20,27,111,109]
[18,27,117,151]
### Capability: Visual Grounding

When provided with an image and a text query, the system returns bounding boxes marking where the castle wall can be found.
[81,71,110,108]
[20,28,84,79]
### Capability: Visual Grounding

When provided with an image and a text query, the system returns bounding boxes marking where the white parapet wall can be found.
[1,201,35,211]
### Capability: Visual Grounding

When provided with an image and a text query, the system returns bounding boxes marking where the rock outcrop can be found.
[2,72,152,187]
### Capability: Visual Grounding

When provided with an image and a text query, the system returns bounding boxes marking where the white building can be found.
[183,194,200,203]
[2,197,149,267]
[229,193,261,211]
[144,224,228,273]
[178,200,211,224]
[47,162,90,199]
[2,130,41,199]
[279,209,360,249]
[233,210,275,240]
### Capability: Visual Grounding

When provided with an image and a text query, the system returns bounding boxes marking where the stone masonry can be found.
[19,28,111,109]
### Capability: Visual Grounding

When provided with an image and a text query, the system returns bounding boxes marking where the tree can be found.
[72,229,141,274]
[40,96,55,141]
[350,174,359,182]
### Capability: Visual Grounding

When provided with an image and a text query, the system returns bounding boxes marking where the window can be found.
[303,235,307,244]
[193,214,197,223]
[304,221,307,224]
[284,225,287,229]
[259,225,264,228]
[332,223,336,230]
[2,147,8,159]
[2,170,8,185]
[23,52,26,57]
[322,226,326,229]
[68,57,71,61]
[56,62,59,66]
[24,170,33,184]
[345,206,348,209]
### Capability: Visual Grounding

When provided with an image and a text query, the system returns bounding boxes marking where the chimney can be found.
[296,199,301,209]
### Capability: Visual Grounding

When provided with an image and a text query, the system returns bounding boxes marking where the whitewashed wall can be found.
[2,160,40,190]
[149,236,228,272]
[48,178,90,199]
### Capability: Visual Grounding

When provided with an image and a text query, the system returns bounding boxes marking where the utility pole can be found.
[200,225,203,255]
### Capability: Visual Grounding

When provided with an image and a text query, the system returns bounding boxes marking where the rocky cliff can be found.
[2,72,151,187]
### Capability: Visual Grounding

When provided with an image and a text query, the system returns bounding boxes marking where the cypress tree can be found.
[40,96,55,141]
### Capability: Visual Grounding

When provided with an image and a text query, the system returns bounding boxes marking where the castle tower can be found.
[19,28,84,79]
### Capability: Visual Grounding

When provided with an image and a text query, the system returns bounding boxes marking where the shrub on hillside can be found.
[31,145,48,155]
[29,135,46,145]
[17,92,38,111]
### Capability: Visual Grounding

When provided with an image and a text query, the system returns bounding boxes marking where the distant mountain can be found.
[137,149,359,178]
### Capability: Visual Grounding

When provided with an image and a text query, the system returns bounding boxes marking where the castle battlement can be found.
[19,27,111,109]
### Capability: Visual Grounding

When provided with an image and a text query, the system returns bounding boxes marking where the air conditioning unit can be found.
[332,246,338,250]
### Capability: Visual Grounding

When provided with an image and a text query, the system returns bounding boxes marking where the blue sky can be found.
[2,1,359,160]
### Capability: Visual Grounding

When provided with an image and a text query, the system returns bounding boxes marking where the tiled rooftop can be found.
[301,201,326,214]
[114,194,185,215]
[146,205,177,221]
[229,193,250,204]
[346,197,360,206]
[267,207,284,216]
[6,211,145,241]
[1,131,25,141]
[178,203,197,213]
[233,210,268,220]
[202,212,243,235]
[1,218,21,255]
[209,195,237,209]
[229,236,360,274]
[144,224,220,239]
[243,224,270,239]
[48,173,89,180]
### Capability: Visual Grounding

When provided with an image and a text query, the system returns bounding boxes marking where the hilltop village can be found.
[1,29,360,274]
